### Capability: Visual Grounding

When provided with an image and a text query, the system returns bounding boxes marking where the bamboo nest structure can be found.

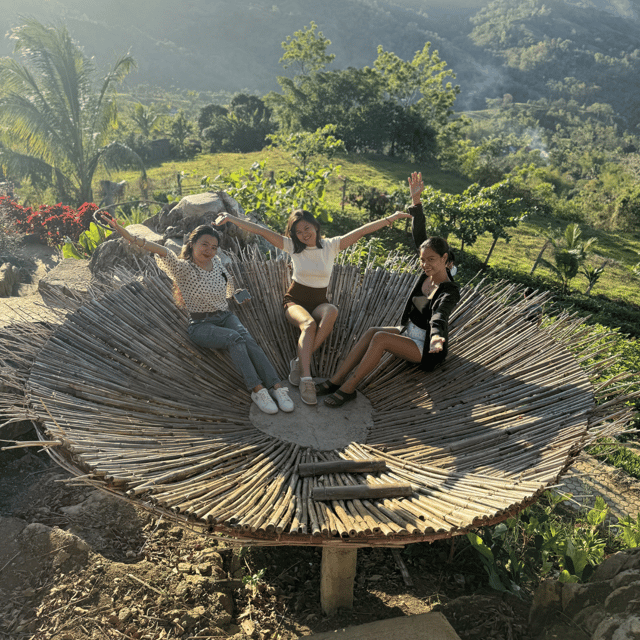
[0,246,637,548]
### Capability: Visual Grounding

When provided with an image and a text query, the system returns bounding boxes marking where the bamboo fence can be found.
[0,248,636,546]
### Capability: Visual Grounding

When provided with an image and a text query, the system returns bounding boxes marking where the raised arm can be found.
[215,213,286,250]
[102,214,168,256]
[407,172,427,249]
[338,211,412,251]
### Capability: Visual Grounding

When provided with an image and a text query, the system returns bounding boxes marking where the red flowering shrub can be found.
[0,197,98,247]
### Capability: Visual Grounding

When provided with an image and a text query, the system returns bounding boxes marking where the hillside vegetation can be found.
[1,0,638,118]
[2,6,639,332]
[110,149,640,313]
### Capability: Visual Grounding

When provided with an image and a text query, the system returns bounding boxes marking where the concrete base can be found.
[305,611,461,640]
[250,381,373,451]
[320,547,358,616]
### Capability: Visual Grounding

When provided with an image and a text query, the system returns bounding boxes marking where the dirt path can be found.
[1,242,62,328]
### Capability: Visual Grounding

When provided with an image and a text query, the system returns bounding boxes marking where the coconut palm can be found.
[0,19,144,206]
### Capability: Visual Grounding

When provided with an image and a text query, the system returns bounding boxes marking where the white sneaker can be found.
[299,378,317,405]
[288,357,301,387]
[272,387,294,412]
[251,388,278,414]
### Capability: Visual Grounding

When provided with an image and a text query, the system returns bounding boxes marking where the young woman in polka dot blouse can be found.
[105,219,294,415]
[215,208,411,406]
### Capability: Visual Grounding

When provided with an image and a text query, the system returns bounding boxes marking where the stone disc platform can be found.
[250,383,372,451]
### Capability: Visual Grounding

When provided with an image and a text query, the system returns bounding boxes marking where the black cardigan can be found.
[402,202,461,371]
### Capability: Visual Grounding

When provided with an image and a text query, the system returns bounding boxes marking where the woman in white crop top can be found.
[215,208,411,406]
[103,217,294,416]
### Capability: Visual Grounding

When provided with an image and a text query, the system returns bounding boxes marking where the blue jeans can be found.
[188,311,280,391]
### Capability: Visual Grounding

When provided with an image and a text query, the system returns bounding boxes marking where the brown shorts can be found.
[283,281,329,314]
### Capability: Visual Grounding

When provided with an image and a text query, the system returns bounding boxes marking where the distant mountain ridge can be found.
[0,0,639,124]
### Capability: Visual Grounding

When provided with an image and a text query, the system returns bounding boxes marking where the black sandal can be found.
[315,380,340,396]
[323,389,357,408]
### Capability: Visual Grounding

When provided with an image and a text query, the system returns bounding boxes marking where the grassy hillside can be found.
[105,149,640,313]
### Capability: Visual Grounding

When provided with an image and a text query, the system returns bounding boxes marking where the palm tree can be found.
[539,223,597,292]
[0,19,144,206]
[131,103,160,139]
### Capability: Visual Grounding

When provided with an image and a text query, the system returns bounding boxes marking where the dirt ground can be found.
[0,426,532,640]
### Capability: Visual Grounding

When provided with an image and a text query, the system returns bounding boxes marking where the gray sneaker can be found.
[299,378,317,405]
[288,357,301,387]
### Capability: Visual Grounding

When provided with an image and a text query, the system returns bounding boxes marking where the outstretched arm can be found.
[101,213,167,256]
[215,213,285,250]
[428,286,460,352]
[407,172,427,249]
[339,211,412,251]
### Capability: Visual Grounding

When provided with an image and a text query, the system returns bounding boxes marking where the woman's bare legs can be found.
[328,327,397,385]
[311,303,339,353]
[331,329,422,395]
[285,303,338,377]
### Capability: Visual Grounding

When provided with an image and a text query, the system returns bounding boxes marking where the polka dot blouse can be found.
[155,250,235,313]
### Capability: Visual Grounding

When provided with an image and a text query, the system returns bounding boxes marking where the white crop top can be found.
[281,235,344,288]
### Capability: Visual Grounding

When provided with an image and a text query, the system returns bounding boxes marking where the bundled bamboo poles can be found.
[0,251,635,546]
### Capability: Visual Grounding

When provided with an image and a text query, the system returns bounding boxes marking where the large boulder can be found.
[38,259,93,300]
[142,192,233,237]
[142,191,273,255]
[89,224,163,278]
[0,262,20,297]
[529,548,640,640]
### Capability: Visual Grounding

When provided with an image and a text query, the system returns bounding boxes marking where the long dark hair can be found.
[180,225,221,261]
[285,210,323,254]
[420,236,452,260]
[173,225,222,308]
[420,237,455,277]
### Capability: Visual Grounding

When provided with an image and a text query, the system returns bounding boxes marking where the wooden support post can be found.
[320,547,358,616]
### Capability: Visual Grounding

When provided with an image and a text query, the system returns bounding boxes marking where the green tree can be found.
[417,180,525,263]
[279,21,335,78]
[169,109,195,157]
[0,19,142,205]
[374,43,460,156]
[199,95,273,153]
[467,181,527,268]
[225,94,274,152]
[199,103,230,151]
[213,159,337,227]
[131,103,160,138]
[268,23,460,159]
[268,125,345,171]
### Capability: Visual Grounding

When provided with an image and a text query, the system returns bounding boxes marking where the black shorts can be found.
[283,281,329,314]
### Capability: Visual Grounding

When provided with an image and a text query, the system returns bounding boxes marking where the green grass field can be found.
[104,149,640,308]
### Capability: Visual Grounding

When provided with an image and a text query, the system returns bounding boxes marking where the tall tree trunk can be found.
[483,236,499,270]
[530,239,551,275]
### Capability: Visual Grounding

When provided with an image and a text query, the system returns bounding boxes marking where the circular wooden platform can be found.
[19,255,634,546]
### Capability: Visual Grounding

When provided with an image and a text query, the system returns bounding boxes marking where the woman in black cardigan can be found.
[320,171,461,407]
